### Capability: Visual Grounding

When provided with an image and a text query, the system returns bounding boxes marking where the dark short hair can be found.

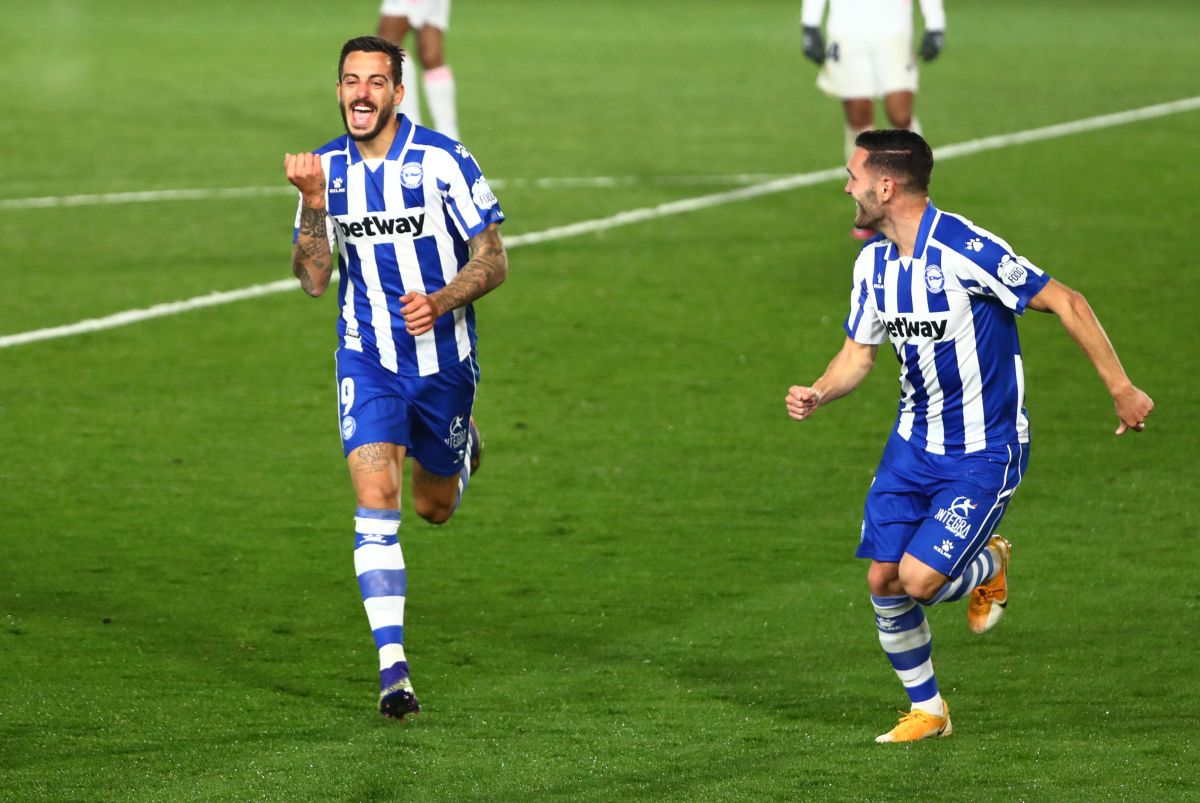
[338,36,406,86]
[855,129,934,193]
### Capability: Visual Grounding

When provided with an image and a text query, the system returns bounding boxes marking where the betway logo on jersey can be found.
[883,315,948,340]
[336,213,426,240]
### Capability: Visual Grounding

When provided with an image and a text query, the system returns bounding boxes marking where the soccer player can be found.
[378,0,460,140]
[284,35,507,720]
[785,130,1153,742]
[800,0,946,238]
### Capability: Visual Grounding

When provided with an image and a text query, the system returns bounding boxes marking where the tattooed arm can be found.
[399,223,508,336]
[284,152,333,297]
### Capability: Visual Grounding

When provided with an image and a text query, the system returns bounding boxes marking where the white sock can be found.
[423,65,459,139]
[845,124,872,162]
[399,67,421,125]
[912,692,945,717]
[908,116,923,136]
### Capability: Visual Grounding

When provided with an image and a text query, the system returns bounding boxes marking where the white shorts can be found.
[816,33,917,99]
[379,0,450,30]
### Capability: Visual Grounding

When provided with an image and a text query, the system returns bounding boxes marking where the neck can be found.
[879,196,928,257]
[356,119,399,160]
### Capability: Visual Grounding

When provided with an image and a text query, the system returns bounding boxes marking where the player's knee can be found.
[866,563,902,596]
[413,495,454,525]
[900,575,944,604]
[356,483,400,511]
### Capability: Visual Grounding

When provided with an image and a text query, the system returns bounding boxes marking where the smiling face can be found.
[337,50,403,143]
[844,147,885,230]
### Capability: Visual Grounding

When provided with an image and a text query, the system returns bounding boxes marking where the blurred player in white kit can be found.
[800,0,946,238]
[378,0,460,139]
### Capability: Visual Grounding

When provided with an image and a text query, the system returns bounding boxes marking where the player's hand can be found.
[801,26,825,65]
[284,152,327,205]
[1112,384,1154,435]
[399,291,443,336]
[920,30,944,62]
[786,385,824,421]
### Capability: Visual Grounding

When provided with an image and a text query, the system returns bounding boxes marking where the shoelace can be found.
[973,585,997,602]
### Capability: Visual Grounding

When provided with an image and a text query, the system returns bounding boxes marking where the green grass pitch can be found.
[2,1,1198,800]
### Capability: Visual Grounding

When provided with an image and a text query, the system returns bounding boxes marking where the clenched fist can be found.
[284,152,326,205]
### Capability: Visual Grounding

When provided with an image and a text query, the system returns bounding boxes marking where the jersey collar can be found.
[886,200,939,261]
[344,113,413,165]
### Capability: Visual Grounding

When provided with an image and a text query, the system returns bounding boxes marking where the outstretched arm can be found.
[284,152,332,297]
[1027,278,1154,434]
[399,223,508,336]
[786,336,878,421]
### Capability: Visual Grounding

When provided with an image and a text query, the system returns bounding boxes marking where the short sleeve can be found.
[955,239,1050,314]
[438,146,505,240]
[934,215,1051,315]
[844,248,888,344]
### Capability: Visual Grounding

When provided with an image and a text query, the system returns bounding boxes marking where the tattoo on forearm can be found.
[299,205,327,238]
[434,227,508,313]
[292,205,332,293]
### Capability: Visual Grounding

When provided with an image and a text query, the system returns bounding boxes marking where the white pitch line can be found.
[2,96,1198,351]
[0,174,790,211]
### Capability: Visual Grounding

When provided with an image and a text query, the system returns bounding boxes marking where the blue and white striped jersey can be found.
[844,202,1051,455]
[294,115,504,376]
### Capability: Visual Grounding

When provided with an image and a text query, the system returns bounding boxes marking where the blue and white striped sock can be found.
[452,423,476,511]
[872,594,943,714]
[927,547,997,605]
[354,508,410,694]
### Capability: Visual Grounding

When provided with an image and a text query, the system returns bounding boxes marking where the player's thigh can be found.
[906,445,1030,580]
[420,0,450,31]
[858,483,927,565]
[336,349,415,454]
[399,0,448,30]
[378,13,411,43]
[881,91,915,128]
[416,25,445,68]
[872,35,918,96]
[406,358,477,480]
[857,433,947,564]
[817,36,878,100]
[348,440,407,508]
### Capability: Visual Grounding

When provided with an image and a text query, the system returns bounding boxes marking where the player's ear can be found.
[393,82,405,108]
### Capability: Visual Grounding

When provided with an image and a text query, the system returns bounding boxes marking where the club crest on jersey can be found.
[472,176,497,209]
[400,161,424,189]
[934,496,974,539]
[997,254,1028,287]
[330,176,346,194]
[924,264,945,294]
[341,415,357,441]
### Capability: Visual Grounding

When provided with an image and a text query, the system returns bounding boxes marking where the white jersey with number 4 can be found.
[801,0,945,40]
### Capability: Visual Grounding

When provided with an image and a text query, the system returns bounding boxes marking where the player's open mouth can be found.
[350,103,376,128]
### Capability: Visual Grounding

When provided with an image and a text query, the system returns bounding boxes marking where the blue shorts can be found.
[857,432,1030,579]
[334,347,478,476]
